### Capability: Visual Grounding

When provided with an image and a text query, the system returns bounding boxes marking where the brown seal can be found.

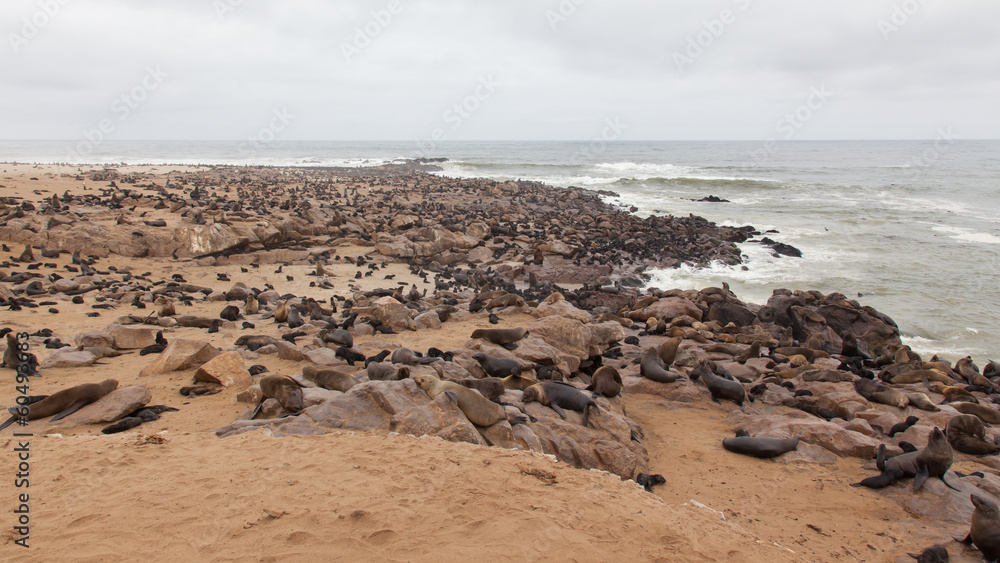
[470,327,528,346]
[301,365,358,392]
[502,374,536,390]
[891,369,953,385]
[951,402,1000,424]
[521,381,598,427]
[391,347,439,365]
[458,378,506,401]
[472,352,522,378]
[722,434,799,458]
[947,414,1000,455]
[640,347,679,383]
[257,375,304,416]
[774,347,830,363]
[689,360,746,406]
[273,300,290,323]
[657,337,681,367]
[412,374,506,426]
[486,294,525,309]
[904,392,940,412]
[3,333,20,369]
[960,494,1000,563]
[906,545,948,563]
[366,362,408,381]
[1,379,119,430]
[586,365,622,398]
[244,295,259,315]
[853,427,956,491]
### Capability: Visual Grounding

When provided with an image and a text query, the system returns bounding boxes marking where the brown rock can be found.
[104,324,158,350]
[194,351,252,388]
[139,340,221,377]
[628,297,702,323]
[372,297,416,332]
[63,385,151,425]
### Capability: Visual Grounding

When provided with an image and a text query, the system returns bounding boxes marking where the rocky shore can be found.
[1,163,998,562]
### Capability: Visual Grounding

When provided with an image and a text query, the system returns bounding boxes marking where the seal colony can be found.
[0,162,998,560]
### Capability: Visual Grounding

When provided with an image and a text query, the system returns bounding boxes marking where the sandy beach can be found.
[1,162,998,562]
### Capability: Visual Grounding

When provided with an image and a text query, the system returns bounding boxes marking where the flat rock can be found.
[39,349,97,369]
[104,324,158,350]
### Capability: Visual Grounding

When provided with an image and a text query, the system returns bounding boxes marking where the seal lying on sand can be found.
[852,427,957,491]
[1,379,119,431]
[521,381,598,427]
[470,327,528,346]
[722,432,799,459]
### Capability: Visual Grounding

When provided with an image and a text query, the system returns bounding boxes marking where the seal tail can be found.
[49,399,88,422]
[0,414,18,432]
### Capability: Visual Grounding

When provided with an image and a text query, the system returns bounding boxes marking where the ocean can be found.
[2,140,998,364]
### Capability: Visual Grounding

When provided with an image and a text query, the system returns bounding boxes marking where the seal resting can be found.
[906,545,949,563]
[1,379,119,430]
[458,378,506,402]
[852,427,957,491]
[722,434,800,459]
[947,414,1000,456]
[521,381,598,427]
[586,365,622,398]
[412,374,506,427]
[951,402,1000,424]
[959,494,1000,563]
[391,347,439,365]
[301,365,358,392]
[472,352,522,378]
[366,362,408,381]
[470,327,528,346]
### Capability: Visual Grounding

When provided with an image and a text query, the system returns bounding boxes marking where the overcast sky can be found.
[2,0,998,141]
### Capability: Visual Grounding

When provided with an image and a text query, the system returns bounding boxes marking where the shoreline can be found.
[1,162,998,561]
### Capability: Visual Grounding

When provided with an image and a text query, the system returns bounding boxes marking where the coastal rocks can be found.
[63,384,151,425]
[526,317,625,363]
[194,351,252,388]
[173,223,251,258]
[728,410,888,459]
[139,339,220,377]
[628,297,702,323]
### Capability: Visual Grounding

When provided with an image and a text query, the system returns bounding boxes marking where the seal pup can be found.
[906,545,949,563]
[640,347,679,383]
[244,295,259,315]
[852,427,957,491]
[412,374,506,427]
[521,381,598,427]
[888,416,919,437]
[470,327,528,347]
[220,305,241,321]
[959,494,1000,563]
[3,333,21,369]
[254,375,304,418]
[472,352,521,378]
[0,379,119,431]
[722,433,799,459]
[586,365,622,398]
[947,414,1000,456]
[301,365,358,392]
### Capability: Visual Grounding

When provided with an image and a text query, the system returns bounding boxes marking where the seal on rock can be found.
[412,374,507,427]
[470,327,528,346]
[689,360,746,406]
[502,374,536,390]
[391,347,440,365]
[947,414,1000,456]
[254,375,304,418]
[657,337,681,367]
[852,427,957,491]
[586,365,622,398]
[472,352,521,378]
[366,362,408,381]
[302,365,358,392]
[521,381,599,427]
[458,378,506,401]
[951,402,1000,425]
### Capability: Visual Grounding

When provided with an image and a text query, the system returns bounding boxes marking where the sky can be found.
[2,0,998,141]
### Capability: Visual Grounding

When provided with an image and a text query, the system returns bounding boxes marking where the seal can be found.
[486,294,525,309]
[959,493,1000,563]
[458,378,506,401]
[244,295,259,315]
[891,369,953,385]
[521,381,598,427]
[391,347,440,365]
[985,360,1000,379]
[855,378,909,409]
[951,402,1000,425]
[947,414,1000,456]
[472,352,521,378]
[1,379,119,431]
[640,347,679,383]
[255,375,304,418]
[366,361,409,381]
[888,416,919,437]
[722,434,799,459]
[220,305,241,321]
[302,365,358,392]
[906,545,948,563]
[774,346,830,363]
[689,360,746,406]
[470,327,528,346]
[3,333,22,369]
[657,336,682,367]
[852,427,957,491]
[273,300,290,323]
[586,365,622,398]
[904,392,940,412]
[502,374,536,390]
[412,374,507,426]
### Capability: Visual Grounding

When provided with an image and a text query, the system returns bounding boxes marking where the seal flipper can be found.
[49,399,87,422]
[443,390,459,403]
[249,398,265,420]
[0,414,18,432]
[913,463,930,492]
[502,343,518,350]
[939,472,961,492]
[875,443,887,471]
[549,404,568,419]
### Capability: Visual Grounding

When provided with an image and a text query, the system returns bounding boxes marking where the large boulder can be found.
[39,349,97,369]
[628,297,702,323]
[63,385,151,425]
[139,340,220,377]
[194,351,252,387]
[727,410,889,459]
[372,297,416,332]
[173,223,251,258]
[526,317,624,362]
[104,324,158,350]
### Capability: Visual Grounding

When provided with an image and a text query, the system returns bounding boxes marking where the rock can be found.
[225,282,251,301]
[139,339,221,377]
[372,297,416,332]
[194,351,252,388]
[623,377,701,403]
[628,297,702,323]
[728,410,889,459]
[237,384,263,404]
[478,421,520,449]
[74,330,114,349]
[305,347,346,366]
[51,278,80,293]
[533,299,593,323]
[707,302,756,327]
[527,316,624,362]
[173,223,250,258]
[414,311,442,330]
[512,422,545,453]
[104,324,158,350]
[39,349,97,369]
[274,341,306,362]
[466,246,493,264]
[302,387,342,407]
[63,385,151,425]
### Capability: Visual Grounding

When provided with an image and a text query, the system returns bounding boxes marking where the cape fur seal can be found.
[472,352,522,378]
[521,381,598,427]
[470,327,528,346]
[722,434,799,459]
[947,414,1000,456]
[960,494,1000,563]
[906,545,948,563]
[689,360,746,406]
[413,374,506,427]
[853,427,956,491]
[657,337,681,367]
[302,365,358,392]
[502,374,536,390]
[391,347,439,365]
[640,347,679,383]
[458,378,506,401]
[255,375,304,418]
[951,402,1000,425]
[366,362,408,381]
[1,379,119,431]
[586,365,622,398]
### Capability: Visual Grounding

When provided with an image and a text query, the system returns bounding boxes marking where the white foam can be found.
[929,224,1000,245]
